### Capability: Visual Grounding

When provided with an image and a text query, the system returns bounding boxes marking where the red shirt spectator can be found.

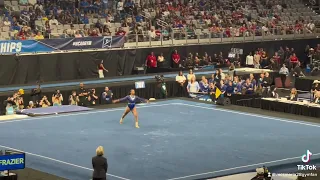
[239,25,247,34]
[272,52,280,64]
[225,28,231,37]
[116,28,126,36]
[172,50,180,68]
[290,54,299,63]
[146,52,157,68]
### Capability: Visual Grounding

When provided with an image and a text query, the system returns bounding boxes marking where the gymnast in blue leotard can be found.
[113,89,148,128]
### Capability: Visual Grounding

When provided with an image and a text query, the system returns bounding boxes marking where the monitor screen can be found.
[135,81,145,89]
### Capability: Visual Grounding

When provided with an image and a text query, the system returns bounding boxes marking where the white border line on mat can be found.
[0,103,173,124]
[166,153,320,180]
[0,145,130,180]
[172,103,320,128]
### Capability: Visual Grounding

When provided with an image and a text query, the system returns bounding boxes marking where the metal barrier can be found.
[124,27,320,48]
[6,27,320,56]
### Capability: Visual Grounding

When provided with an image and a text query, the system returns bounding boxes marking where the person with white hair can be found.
[92,146,108,180]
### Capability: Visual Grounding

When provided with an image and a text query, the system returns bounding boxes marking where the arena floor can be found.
[1,99,320,180]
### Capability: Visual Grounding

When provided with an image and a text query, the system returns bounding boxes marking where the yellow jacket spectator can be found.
[35,32,44,40]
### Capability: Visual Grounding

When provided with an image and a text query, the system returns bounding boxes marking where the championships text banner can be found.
[0,36,125,54]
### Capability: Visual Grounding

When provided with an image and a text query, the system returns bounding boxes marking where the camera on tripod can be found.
[155,75,164,82]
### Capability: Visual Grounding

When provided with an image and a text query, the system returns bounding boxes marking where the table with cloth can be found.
[260,98,320,118]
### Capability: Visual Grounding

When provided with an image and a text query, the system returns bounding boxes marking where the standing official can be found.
[77,83,88,106]
[92,146,108,180]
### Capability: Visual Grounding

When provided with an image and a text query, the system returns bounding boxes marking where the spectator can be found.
[115,27,126,36]
[199,76,209,93]
[92,146,108,180]
[90,29,99,36]
[214,69,221,84]
[75,30,83,38]
[187,69,195,82]
[101,87,113,104]
[39,96,51,107]
[31,84,42,103]
[224,81,235,97]
[219,69,225,80]
[253,51,261,69]
[187,76,200,98]
[27,101,36,109]
[52,90,63,106]
[117,0,124,17]
[311,80,320,99]
[290,53,299,69]
[15,92,24,110]
[80,0,90,13]
[102,25,111,36]
[175,70,186,97]
[3,17,11,27]
[279,64,289,88]
[172,50,181,68]
[98,60,108,78]
[288,88,298,101]
[313,91,320,104]
[34,31,44,39]
[146,52,157,68]
[242,78,254,94]
[246,52,254,67]
[260,52,269,69]
[233,76,243,94]
[49,16,59,27]
[157,53,165,68]
[88,89,99,105]
[269,86,278,98]
[208,82,217,100]
[44,20,51,36]
[292,62,304,85]
[69,91,80,105]
[148,28,157,40]
[78,83,88,106]
[81,15,89,24]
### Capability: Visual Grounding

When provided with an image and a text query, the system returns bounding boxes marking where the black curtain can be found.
[0,38,318,86]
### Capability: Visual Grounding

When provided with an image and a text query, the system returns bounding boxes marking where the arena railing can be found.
[8,27,320,56]
[124,27,320,48]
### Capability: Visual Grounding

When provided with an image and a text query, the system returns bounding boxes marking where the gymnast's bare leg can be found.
[120,106,130,124]
[131,107,139,128]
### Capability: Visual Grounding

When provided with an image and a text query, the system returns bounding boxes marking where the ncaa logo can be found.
[302,150,312,163]
[102,37,112,48]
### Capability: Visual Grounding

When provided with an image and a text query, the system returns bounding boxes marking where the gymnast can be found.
[112,89,149,128]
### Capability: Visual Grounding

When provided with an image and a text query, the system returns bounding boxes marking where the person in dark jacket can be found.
[92,146,108,180]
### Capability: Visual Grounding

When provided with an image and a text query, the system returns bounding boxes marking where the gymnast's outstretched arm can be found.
[113,96,128,103]
[136,96,149,103]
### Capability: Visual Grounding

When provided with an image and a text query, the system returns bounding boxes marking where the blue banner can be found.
[40,36,125,51]
[0,40,54,54]
[0,153,25,171]
[0,36,125,54]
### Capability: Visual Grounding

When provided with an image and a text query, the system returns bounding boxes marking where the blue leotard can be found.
[118,95,146,110]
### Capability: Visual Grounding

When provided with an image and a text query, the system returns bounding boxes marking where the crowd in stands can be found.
[1,0,319,40]
[147,44,320,76]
